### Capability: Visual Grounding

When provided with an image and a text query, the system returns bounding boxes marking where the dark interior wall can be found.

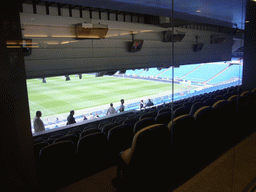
[0,3,37,189]
[242,0,256,90]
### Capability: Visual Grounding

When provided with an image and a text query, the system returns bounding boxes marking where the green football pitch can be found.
[26,74,191,119]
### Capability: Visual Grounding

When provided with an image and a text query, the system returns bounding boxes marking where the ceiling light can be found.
[196,10,201,13]
[246,20,250,23]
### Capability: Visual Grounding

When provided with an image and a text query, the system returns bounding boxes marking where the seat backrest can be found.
[157,108,171,115]
[107,124,134,155]
[39,141,75,168]
[139,111,157,120]
[76,132,109,160]
[189,101,204,116]
[203,98,216,107]
[173,106,190,118]
[80,128,101,138]
[168,114,195,147]
[193,106,217,133]
[133,117,156,134]
[101,122,120,135]
[122,116,139,127]
[53,134,78,145]
[155,111,172,126]
[128,124,170,170]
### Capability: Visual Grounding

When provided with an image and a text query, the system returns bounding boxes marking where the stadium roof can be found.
[48,0,246,29]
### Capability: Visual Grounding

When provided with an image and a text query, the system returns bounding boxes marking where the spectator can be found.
[56,117,60,124]
[67,110,76,125]
[146,99,154,107]
[140,100,146,110]
[106,103,116,115]
[88,113,94,120]
[33,111,45,133]
[95,113,99,118]
[117,99,125,112]
[83,115,87,120]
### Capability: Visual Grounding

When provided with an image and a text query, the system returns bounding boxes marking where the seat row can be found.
[113,88,256,191]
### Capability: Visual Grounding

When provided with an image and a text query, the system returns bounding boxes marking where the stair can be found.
[180,64,203,79]
[204,66,230,83]
[155,67,173,77]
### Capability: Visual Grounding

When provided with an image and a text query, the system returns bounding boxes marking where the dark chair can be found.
[76,133,110,175]
[33,142,49,166]
[189,101,205,116]
[139,111,157,120]
[101,122,120,135]
[155,111,172,126]
[114,124,170,191]
[53,134,79,145]
[193,106,219,166]
[157,108,171,115]
[107,124,134,156]
[38,141,76,185]
[173,106,190,118]
[203,98,216,106]
[212,100,238,148]
[122,117,139,128]
[80,128,101,138]
[168,114,197,184]
[133,117,156,134]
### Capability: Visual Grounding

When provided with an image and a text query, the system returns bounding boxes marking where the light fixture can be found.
[196,10,201,13]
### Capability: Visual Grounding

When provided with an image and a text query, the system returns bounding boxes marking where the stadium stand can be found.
[32,85,256,190]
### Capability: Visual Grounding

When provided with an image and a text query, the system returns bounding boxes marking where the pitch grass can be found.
[26,74,191,119]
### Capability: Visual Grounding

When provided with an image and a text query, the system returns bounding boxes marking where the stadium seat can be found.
[133,117,156,134]
[80,128,101,138]
[38,141,76,185]
[101,122,120,135]
[193,106,219,165]
[139,111,157,120]
[155,111,172,126]
[203,98,216,106]
[212,100,237,149]
[168,114,198,184]
[53,134,79,145]
[173,106,190,118]
[122,116,139,128]
[114,124,170,191]
[76,132,110,175]
[157,108,171,115]
[107,124,134,156]
[33,142,49,166]
[189,101,205,116]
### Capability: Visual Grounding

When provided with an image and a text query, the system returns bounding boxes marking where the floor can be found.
[57,133,256,192]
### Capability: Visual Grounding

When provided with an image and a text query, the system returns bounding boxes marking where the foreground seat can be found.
[76,132,111,175]
[107,124,134,157]
[133,117,156,134]
[168,114,198,186]
[113,124,170,191]
[38,141,76,186]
